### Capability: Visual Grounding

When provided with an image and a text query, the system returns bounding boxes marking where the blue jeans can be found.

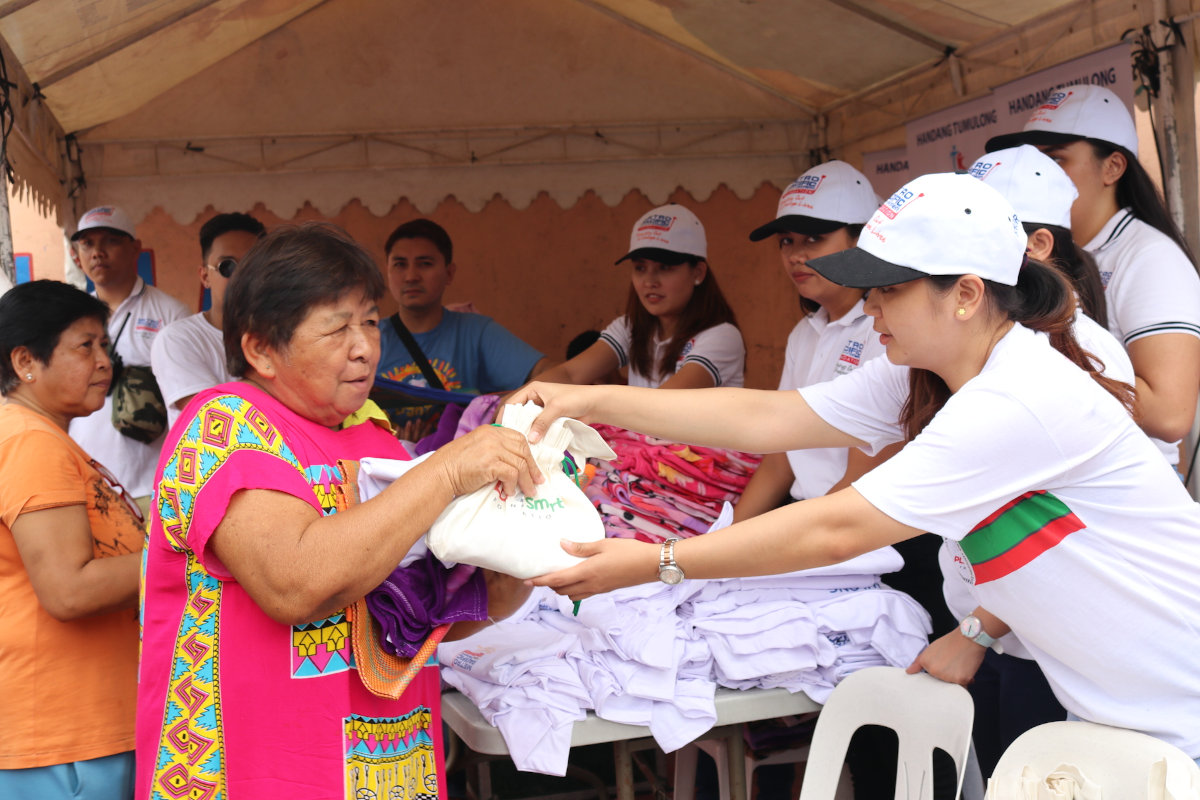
[0,750,134,800]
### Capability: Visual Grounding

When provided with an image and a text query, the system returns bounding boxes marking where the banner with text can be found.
[861,147,912,197]
[877,43,1135,184]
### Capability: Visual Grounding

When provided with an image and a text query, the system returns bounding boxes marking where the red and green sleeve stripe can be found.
[960,490,1084,584]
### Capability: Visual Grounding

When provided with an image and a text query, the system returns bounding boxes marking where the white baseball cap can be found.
[615,204,707,265]
[808,173,1028,288]
[72,205,137,241]
[970,145,1078,230]
[749,160,880,241]
[985,85,1138,156]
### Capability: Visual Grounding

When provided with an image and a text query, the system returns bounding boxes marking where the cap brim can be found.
[984,130,1084,153]
[808,248,929,289]
[614,247,697,266]
[70,225,134,242]
[748,215,847,242]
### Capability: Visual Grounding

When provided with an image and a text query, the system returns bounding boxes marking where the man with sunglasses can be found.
[151,212,266,428]
[68,206,188,514]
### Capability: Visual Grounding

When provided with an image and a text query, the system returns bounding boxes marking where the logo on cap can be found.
[788,174,824,195]
[879,188,923,220]
[1038,90,1071,111]
[639,213,676,233]
[968,160,1000,180]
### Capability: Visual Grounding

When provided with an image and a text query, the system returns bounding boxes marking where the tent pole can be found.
[1150,0,1200,497]
[0,173,13,292]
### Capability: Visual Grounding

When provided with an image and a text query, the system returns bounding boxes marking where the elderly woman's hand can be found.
[429,424,544,499]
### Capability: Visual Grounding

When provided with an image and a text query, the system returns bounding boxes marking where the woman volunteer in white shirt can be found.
[963,144,1140,776]
[514,173,1200,760]
[986,85,1200,470]
[736,160,891,522]
[535,204,744,390]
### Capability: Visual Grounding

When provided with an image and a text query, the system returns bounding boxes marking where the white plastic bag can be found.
[426,402,616,579]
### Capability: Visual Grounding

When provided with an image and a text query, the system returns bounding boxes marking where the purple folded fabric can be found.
[415,402,468,455]
[456,393,503,438]
[365,553,487,657]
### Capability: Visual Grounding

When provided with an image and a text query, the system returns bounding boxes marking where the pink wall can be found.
[135,184,799,389]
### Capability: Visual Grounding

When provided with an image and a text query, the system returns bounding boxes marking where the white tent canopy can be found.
[0,0,1186,224]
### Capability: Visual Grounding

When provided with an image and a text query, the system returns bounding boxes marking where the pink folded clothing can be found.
[586,425,761,543]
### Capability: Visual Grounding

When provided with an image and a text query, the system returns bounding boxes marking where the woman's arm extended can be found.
[529,342,621,387]
[529,485,921,600]
[210,425,542,626]
[508,382,865,454]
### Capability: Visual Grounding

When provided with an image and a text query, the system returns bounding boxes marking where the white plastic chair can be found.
[796,666,975,800]
[985,720,1200,799]
[671,713,855,800]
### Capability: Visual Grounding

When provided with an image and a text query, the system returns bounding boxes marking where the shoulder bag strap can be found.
[389,314,445,390]
[110,312,132,349]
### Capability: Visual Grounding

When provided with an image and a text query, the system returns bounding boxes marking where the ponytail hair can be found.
[1023,222,1108,329]
[1089,140,1198,272]
[900,259,1136,439]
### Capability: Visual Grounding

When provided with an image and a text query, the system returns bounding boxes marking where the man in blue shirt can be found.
[376,219,549,438]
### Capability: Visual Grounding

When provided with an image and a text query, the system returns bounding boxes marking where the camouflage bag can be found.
[110,364,167,443]
[106,312,167,444]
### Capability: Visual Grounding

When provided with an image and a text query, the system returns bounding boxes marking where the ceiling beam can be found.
[825,0,952,54]
[0,0,40,22]
[35,0,222,89]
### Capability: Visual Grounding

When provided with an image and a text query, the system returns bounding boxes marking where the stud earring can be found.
[25,373,32,381]
[694,280,701,286]
[956,308,967,317]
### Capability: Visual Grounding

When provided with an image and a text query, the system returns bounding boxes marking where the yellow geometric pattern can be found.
[150,395,304,800]
[343,710,439,800]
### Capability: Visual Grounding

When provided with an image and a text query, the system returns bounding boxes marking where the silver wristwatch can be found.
[959,614,998,649]
[658,537,685,585]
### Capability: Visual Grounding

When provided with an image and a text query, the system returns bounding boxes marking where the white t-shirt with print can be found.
[1086,209,1200,465]
[938,310,1134,658]
[599,318,744,388]
[151,312,238,430]
[800,324,1200,756]
[779,299,886,500]
[70,278,189,498]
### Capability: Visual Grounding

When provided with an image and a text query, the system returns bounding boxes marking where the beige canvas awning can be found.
[0,0,1184,221]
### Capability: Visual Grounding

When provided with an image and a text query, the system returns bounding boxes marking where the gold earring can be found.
[956,308,966,317]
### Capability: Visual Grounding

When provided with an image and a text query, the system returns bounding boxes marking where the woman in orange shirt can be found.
[0,280,144,799]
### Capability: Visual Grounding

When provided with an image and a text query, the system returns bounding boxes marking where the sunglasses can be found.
[206,257,237,278]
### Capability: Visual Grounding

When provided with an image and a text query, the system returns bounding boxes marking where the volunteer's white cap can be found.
[808,173,1027,288]
[748,160,880,241]
[72,206,137,241]
[969,145,1077,231]
[985,85,1138,156]
[615,204,707,265]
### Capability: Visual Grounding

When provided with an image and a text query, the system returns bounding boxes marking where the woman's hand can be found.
[429,424,544,498]
[503,381,607,442]
[906,629,988,686]
[526,538,659,601]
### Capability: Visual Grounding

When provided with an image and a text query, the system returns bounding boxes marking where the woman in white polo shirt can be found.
[515,173,1200,761]
[737,160,892,523]
[534,204,744,390]
[986,85,1200,471]
[964,144,1141,775]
